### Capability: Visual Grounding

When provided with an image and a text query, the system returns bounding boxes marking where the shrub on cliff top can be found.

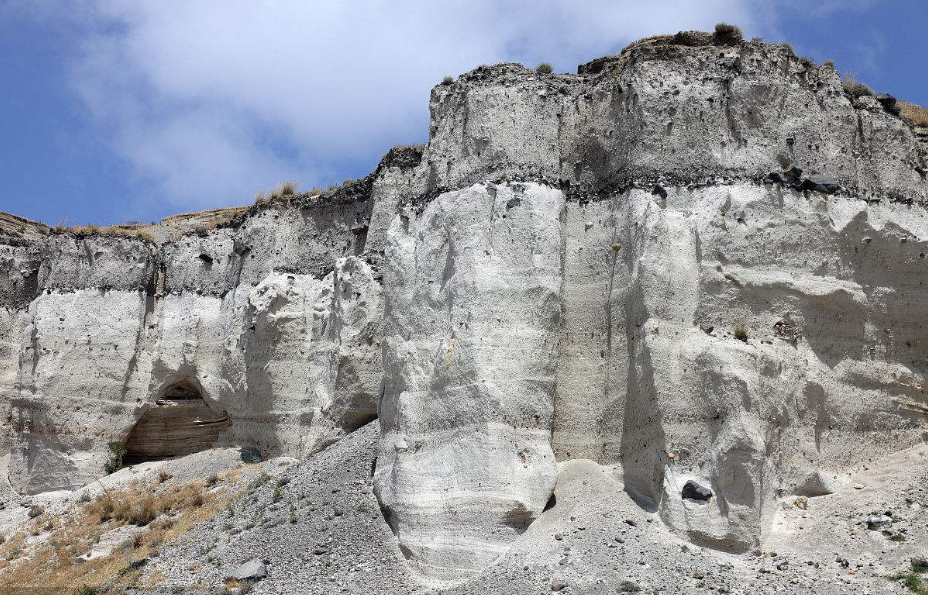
[842,73,874,99]
[536,62,553,74]
[712,23,743,46]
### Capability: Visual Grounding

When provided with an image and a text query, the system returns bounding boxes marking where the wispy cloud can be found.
[70,1,768,212]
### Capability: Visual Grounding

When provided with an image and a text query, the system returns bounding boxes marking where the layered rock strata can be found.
[0,189,388,494]
[0,34,926,583]
[123,382,231,464]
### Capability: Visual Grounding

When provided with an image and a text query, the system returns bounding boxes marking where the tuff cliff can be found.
[1,32,928,586]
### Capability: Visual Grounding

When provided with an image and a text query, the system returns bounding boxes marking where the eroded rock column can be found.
[234,256,383,457]
[374,182,563,582]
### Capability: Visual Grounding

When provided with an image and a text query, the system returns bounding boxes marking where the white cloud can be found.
[73,0,768,212]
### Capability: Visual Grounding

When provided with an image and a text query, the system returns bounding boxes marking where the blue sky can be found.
[0,0,925,226]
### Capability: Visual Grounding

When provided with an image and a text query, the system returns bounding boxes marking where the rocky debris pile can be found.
[142,423,415,594]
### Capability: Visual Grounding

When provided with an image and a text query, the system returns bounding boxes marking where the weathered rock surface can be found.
[426,40,924,202]
[375,182,562,580]
[2,212,386,493]
[0,32,927,589]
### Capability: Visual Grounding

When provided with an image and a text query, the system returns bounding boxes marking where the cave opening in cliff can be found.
[122,381,231,465]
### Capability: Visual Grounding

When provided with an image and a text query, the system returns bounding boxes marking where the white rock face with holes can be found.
[374,183,563,582]
[236,259,382,457]
[9,289,148,494]
[374,181,928,582]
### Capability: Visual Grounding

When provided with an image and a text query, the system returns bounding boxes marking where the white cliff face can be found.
[0,33,927,585]
[369,37,926,578]
[234,259,382,457]
[0,192,386,493]
[374,183,562,582]
[9,289,148,493]
[552,185,928,551]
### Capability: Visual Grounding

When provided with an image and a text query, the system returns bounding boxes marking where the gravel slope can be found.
[136,424,926,595]
[146,422,416,594]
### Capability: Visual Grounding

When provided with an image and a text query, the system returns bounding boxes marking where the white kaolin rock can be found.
[374,182,563,583]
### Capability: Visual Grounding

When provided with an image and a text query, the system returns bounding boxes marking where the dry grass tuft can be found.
[842,73,874,99]
[0,474,241,595]
[49,223,155,243]
[254,181,299,205]
[100,227,156,242]
[84,481,209,527]
[69,225,100,234]
[900,101,928,128]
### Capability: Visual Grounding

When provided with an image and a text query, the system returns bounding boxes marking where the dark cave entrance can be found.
[123,381,230,464]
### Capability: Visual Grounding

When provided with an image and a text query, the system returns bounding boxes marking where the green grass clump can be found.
[734,323,749,342]
[536,62,553,74]
[104,441,126,474]
[888,560,928,594]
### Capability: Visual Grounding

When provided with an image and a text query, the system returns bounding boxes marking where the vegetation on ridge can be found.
[900,101,928,127]
[254,181,298,204]
[48,223,156,242]
[842,73,874,99]
[712,23,743,46]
